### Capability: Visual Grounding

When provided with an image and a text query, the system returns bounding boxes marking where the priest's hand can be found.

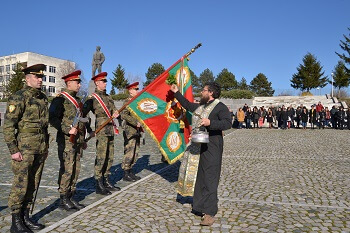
[170,84,178,93]
[201,118,211,126]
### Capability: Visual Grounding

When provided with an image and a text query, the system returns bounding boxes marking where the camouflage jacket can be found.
[49,89,86,143]
[120,98,140,140]
[4,85,49,155]
[83,89,117,137]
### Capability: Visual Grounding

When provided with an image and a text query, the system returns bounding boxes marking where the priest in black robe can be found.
[170,82,232,226]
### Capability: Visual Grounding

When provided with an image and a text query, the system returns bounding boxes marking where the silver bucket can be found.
[191,130,209,143]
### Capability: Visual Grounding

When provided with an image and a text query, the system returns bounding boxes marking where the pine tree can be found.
[332,60,350,90]
[199,68,215,88]
[216,68,237,91]
[290,53,328,92]
[110,88,116,95]
[111,64,128,93]
[189,69,200,94]
[238,77,249,90]
[144,63,165,87]
[250,73,275,96]
[6,63,25,96]
[336,28,350,74]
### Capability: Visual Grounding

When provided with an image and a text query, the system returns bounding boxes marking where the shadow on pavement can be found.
[32,153,177,221]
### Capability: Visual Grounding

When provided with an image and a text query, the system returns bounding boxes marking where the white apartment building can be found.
[0,52,75,98]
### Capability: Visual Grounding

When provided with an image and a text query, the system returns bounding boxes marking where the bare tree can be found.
[127,73,143,89]
[56,61,76,92]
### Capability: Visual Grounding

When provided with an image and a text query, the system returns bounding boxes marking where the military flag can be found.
[126,44,201,164]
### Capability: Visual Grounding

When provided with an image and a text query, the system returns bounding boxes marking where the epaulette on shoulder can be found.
[56,93,62,97]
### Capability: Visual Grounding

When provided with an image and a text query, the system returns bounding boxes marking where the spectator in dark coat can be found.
[301,107,308,129]
[337,107,345,130]
[281,107,288,130]
[318,108,326,129]
[309,105,317,129]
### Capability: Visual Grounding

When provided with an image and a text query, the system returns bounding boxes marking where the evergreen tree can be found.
[190,69,200,94]
[110,88,116,95]
[238,77,249,90]
[332,60,350,90]
[199,68,215,88]
[250,73,275,96]
[216,68,237,91]
[111,64,128,93]
[144,63,165,87]
[336,28,350,74]
[290,53,328,92]
[6,63,25,96]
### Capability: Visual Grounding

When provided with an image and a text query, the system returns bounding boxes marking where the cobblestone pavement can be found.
[1,127,349,232]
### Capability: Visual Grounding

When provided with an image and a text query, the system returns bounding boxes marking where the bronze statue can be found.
[92,46,105,77]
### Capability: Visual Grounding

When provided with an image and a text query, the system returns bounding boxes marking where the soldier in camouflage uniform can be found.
[4,64,48,232]
[83,72,120,195]
[49,70,87,211]
[121,82,142,182]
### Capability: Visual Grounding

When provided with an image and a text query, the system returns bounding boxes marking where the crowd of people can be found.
[233,101,350,130]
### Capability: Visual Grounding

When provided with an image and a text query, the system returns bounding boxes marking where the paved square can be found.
[0,128,349,232]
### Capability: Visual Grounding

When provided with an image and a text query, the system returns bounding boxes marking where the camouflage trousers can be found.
[8,152,45,214]
[57,137,83,195]
[95,136,114,179]
[122,135,140,170]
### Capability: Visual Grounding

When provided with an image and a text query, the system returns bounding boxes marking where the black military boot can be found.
[123,169,136,182]
[103,176,121,191]
[10,212,33,233]
[59,193,77,211]
[129,169,141,181]
[22,208,45,230]
[69,191,85,210]
[95,178,111,195]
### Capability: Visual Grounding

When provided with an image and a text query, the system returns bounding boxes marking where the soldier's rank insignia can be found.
[9,105,16,113]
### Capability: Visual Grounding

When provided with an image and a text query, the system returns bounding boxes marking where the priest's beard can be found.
[200,95,209,105]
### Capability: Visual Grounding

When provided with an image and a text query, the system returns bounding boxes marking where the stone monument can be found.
[90,46,105,94]
[92,46,105,77]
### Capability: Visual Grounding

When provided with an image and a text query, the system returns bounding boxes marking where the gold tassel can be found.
[180,120,185,129]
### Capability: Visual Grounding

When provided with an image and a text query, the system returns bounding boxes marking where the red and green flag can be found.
[126,58,194,164]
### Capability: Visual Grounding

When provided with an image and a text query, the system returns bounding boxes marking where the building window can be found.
[49,66,56,73]
[42,75,46,82]
[0,66,4,73]
[6,65,10,72]
[42,85,46,92]
[5,75,10,82]
[44,65,47,71]
[49,76,55,83]
[12,64,16,71]
[49,86,55,93]
[0,76,3,82]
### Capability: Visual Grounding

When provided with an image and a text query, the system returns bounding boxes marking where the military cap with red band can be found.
[92,72,108,82]
[62,70,81,82]
[126,82,139,90]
